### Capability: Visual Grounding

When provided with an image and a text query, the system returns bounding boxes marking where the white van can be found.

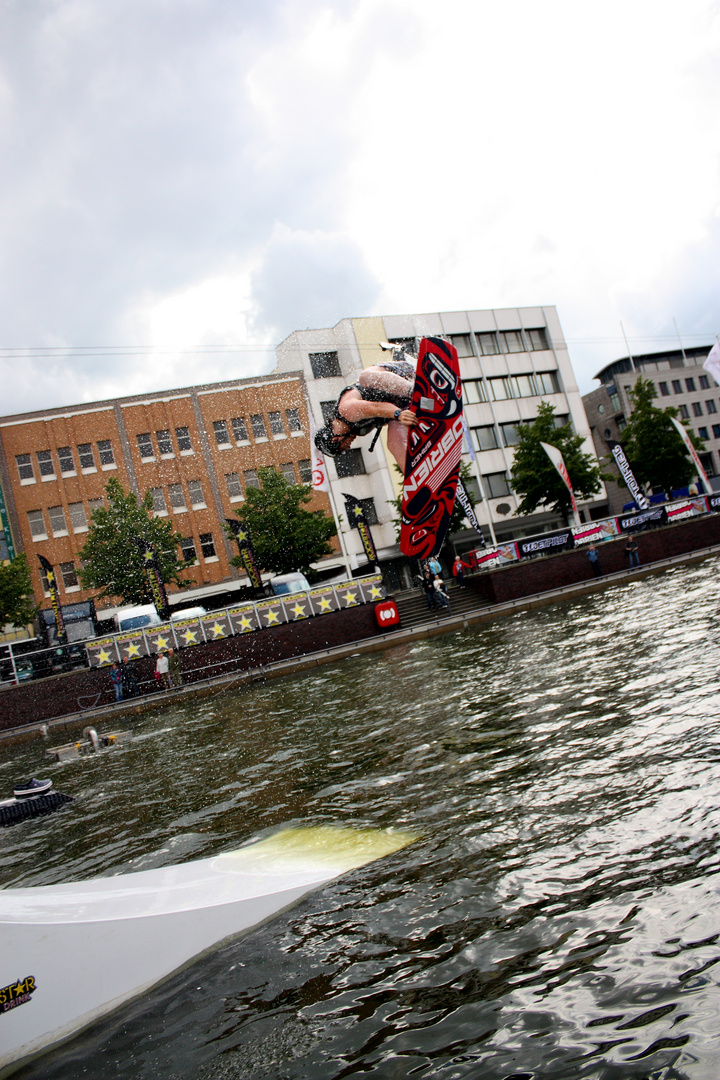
[114,605,162,633]
[270,573,311,596]
[170,606,207,622]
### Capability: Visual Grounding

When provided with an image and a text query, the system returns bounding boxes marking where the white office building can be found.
[274,306,603,585]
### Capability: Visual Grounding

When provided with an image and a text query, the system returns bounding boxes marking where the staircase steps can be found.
[393,580,491,631]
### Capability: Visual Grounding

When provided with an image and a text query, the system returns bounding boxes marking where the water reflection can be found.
[4,558,720,1078]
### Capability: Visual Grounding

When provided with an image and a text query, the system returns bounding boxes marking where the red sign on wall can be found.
[375,600,400,628]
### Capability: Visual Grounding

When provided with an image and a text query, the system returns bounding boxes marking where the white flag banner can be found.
[309,418,329,492]
[703,341,720,387]
[540,441,579,518]
[670,416,711,492]
[461,414,477,464]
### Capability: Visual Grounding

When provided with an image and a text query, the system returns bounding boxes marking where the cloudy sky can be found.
[1,0,719,415]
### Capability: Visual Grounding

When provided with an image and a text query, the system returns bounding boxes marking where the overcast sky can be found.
[1,0,718,415]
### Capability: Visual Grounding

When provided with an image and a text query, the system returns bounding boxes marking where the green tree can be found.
[228,467,336,578]
[0,554,38,628]
[387,460,479,543]
[78,477,193,604]
[510,401,608,519]
[619,377,705,493]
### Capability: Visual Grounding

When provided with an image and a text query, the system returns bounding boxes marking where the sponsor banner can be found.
[143,624,177,655]
[334,580,364,608]
[86,636,120,668]
[115,630,148,661]
[606,440,649,510]
[470,544,519,568]
[572,519,620,546]
[282,592,312,622]
[137,539,171,620]
[455,478,485,541]
[308,586,338,616]
[171,616,205,649]
[228,604,260,634]
[518,529,574,558]
[200,611,233,641]
[666,500,702,523]
[255,598,287,629]
[618,507,667,533]
[359,574,386,603]
[670,417,712,492]
[540,442,578,518]
[707,493,720,512]
[38,555,67,644]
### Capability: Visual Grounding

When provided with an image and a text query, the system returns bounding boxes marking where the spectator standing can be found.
[155,650,170,690]
[433,574,450,608]
[110,662,123,702]
[420,567,439,610]
[168,648,183,688]
[625,536,640,569]
[428,556,442,577]
[587,544,602,578]
[121,658,139,698]
[452,555,471,586]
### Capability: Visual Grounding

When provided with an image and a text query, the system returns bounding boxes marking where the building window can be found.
[608,390,621,413]
[231,416,248,442]
[511,374,535,398]
[297,458,312,483]
[449,333,474,357]
[463,380,488,404]
[320,400,336,424]
[175,426,192,452]
[686,377,696,392]
[199,532,216,559]
[213,420,230,446]
[60,562,78,589]
[713,425,720,438]
[88,498,104,516]
[659,381,669,396]
[27,509,47,538]
[225,472,243,499]
[269,411,285,435]
[471,425,499,451]
[180,537,198,563]
[499,330,524,353]
[149,488,167,514]
[672,380,682,394]
[47,505,67,535]
[489,378,511,402]
[692,401,703,417]
[250,413,267,438]
[286,408,302,432]
[36,450,55,477]
[356,497,378,525]
[156,430,173,455]
[279,462,296,484]
[309,351,341,378]
[68,502,87,531]
[535,371,560,395]
[700,374,710,390]
[526,327,549,351]
[16,454,34,482]
[167,483,186,510]
[39,564,51,593]
[137,433,154,458]
[678,404,690,419]
[57,446,76,473]
[188,480,206,507]
[500,422,521,447]
[486,472,512,498]
[706,400,717,414]
[244,469,260,489]
[699,426,709,440]
[78,443,95,470]
[475,332,500,356]
[335,449,366,478]
[97,440,115,466]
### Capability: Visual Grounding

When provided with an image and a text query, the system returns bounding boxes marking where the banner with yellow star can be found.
[38,554,68,645]
[334,580,363,609]
[136,539,171,620]
[200,611,233,641]
[308,586,338,616]
[86,636,120,668]
[227,604,260,634]
[281,592,311,622]
[342,493,378,566]
[143,624,178,655]
[226,519,263,591]
[358,574,387,603]
[116,630,148,660]
[171,616,205,649]
[254,598,287,629]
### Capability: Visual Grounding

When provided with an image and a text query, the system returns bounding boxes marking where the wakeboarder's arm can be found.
[340,397,418,427]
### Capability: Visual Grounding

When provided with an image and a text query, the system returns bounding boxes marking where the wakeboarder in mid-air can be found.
[313,351,419,470]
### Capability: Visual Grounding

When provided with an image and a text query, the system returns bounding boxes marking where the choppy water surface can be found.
[4,558,720,1079]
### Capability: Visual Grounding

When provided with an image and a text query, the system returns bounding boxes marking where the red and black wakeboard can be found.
[400,337,463,560]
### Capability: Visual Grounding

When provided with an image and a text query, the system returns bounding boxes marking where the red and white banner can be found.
[310,418,329,491]
[670,416,711,492]
[703,341,720,387]
[540,441,578,518]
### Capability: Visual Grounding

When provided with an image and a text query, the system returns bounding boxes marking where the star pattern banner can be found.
[136,539,171,620]
[200,611,233,641]
[38,554,67,645]
[334,580,364,608]
[308,586,338,616]
[115,630,148,660]
[171,616,205,648]
[254,598,287,629]
[281,592,311,622]
[226,519,263,590]
[342,493,378,565]
[143,624,177,655]
[358,574,386,603]
[227,604,260,634]
[87,636,120,668]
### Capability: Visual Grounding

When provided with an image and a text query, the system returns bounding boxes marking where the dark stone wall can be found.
[0,604,382,732]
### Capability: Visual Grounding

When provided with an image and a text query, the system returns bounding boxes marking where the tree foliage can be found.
[0,554,38,628]
[78,478,193,604]
[510,401,608,519]
[619,377,705,493]
[228,467,336,578]
[388,460,479,543]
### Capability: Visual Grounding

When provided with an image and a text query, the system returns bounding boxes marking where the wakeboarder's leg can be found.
[386,420,409,471]
[358,365,414,400]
